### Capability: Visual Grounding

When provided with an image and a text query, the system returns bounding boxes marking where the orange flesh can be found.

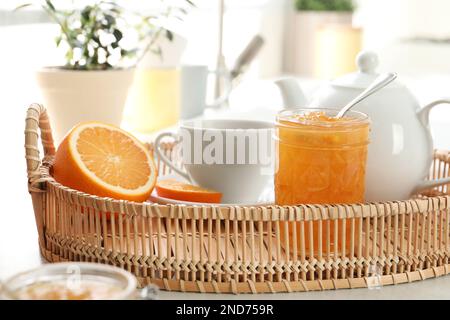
[275,111,370,254]
[77,127,150,190]
[156,179,222,203]
[53,122,156,203]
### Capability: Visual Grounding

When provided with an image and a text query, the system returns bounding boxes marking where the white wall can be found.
[355,0,450,41]
[354,0,450,76]
[179,0,286,77]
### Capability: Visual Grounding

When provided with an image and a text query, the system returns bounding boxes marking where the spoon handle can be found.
[336,72,398,118]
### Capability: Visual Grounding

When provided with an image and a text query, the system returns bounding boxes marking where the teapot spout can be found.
[274,78,308,109]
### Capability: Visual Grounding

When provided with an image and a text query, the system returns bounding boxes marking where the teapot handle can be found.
[414,98,450,194]
[417,98,450,128]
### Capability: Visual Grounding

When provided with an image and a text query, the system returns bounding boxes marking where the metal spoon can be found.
[336,72,398,119]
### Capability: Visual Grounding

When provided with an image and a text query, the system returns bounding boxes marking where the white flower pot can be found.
[284,11,353,76]
[36,68,135,144]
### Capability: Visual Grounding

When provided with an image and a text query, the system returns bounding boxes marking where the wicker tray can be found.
[25,104,450,294]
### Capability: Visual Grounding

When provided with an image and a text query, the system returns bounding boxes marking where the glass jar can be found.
[275,109,370,254]
[1,262,158,300]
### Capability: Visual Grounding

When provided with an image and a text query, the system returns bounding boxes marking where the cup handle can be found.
[154,132,191,182]
[414,98,450,194]
[205,69,232,109]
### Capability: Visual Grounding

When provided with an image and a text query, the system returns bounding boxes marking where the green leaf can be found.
[109,7,122,15]
[13,3,33,12]
[81,6,92,22]
[55,35,62,47]
[65,49,74,62]
[104,14,116,27]
[120,49,128,57]
[185,0,195,7]
[121,48,138,58]
[295,0,354,12]
[113,29,123,42]
[45,0,56,12]
[165,29,173,41]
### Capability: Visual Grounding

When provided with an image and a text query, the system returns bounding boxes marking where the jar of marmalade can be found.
[275,109,370,255]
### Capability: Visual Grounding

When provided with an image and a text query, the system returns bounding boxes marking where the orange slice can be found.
[53,122,157,202]
[155,179,222,204]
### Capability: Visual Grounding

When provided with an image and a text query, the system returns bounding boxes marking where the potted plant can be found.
[284,0,355,76]
[19,0,190,143]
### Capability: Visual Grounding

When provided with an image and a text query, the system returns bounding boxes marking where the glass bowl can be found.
[0,262,158,300]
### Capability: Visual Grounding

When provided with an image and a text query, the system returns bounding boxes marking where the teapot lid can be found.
[331,51,401,89]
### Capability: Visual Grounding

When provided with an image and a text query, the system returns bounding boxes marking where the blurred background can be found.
[4,0,450,75]
[1,0,450,140]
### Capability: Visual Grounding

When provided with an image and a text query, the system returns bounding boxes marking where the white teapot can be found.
[275,51,450,202]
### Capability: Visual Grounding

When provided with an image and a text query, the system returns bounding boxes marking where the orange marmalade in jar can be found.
[275,109,370,255]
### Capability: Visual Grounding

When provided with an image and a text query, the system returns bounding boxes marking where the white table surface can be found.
[1,69,450,300]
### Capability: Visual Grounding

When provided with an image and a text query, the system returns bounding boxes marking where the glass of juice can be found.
[122,67,180,133]
[275,109,370,256]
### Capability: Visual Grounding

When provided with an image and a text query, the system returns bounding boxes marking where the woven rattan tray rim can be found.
[40,246,450,294]
[26,103,450,294]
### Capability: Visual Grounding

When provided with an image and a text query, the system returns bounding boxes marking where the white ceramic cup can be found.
[154,119,275,204]
[180,65,231,119]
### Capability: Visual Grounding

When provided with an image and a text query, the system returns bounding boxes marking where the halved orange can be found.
[53,122,157,202]
[155,179,222,204]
